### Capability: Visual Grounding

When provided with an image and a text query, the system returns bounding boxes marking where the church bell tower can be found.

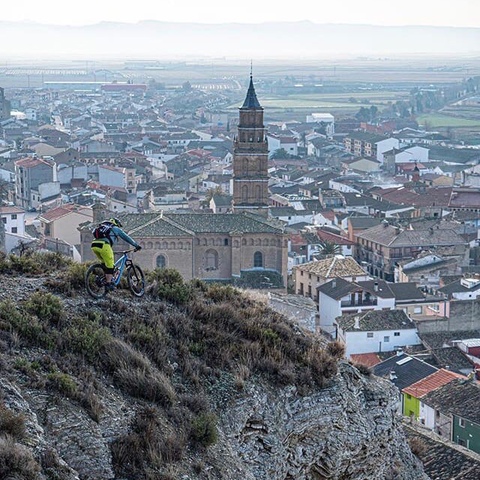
[232,75,269,217]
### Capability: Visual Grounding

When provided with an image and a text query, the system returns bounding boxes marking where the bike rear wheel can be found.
[85,263,107,299]
[127,264,145,297]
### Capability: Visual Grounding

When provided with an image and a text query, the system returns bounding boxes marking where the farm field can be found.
[226,90,410,117]
[416,113,480,128]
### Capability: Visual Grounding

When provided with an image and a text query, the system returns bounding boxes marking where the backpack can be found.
[92,221,114,243]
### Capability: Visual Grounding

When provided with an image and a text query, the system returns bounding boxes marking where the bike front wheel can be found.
[127,264,145,297]
[85,263,107,299]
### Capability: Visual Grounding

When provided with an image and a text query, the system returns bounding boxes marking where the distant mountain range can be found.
[0,21,479,59]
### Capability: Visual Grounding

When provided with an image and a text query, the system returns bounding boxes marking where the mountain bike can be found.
[85,249,145,299]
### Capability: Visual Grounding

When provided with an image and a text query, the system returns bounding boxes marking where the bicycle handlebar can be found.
[113,249,137,254]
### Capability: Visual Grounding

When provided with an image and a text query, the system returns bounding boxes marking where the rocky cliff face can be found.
[0,262,428,480]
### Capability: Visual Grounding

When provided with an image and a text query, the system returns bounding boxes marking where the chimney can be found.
[354,316,360,329]
[92,201,106,224]
[373,281,379,292]
[332,279,336,288]
[389,370,397,381]
[396,348,403,356]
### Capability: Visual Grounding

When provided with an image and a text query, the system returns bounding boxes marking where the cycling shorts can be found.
[91,240,115,273]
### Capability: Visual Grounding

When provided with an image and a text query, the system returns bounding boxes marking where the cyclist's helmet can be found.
[109,217,123,228]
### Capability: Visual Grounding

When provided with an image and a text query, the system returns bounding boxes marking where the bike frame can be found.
[112,250,135,285]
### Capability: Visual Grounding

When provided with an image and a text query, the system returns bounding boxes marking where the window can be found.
[11,214,17,220]
[414,307,422,314]
[11,227,17,234]
[367,332,374,338]
[2,218,6,224]
[459,418,466,428]
[224,238,229,246]
[241,185,248,202]
[384,336,390,343]
[253,251,263,268]
[156,255,166,268]
[205,249,218,271]
[394,332,400,337]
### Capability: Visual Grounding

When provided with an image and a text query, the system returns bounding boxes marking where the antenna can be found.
[250,60,253,78]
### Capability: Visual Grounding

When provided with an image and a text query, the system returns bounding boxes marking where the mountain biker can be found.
[91,217,142,290]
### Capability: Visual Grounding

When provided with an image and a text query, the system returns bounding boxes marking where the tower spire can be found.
[241,70,261,109]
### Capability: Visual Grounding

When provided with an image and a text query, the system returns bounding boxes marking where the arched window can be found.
[205,249,218,271]
[255,185,261,201]
[242,185,248,202]
[156,254,167,268]
[253,251,263,268]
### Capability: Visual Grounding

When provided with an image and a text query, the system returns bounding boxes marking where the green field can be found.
[416,114,480,128]
[227,90,409,116]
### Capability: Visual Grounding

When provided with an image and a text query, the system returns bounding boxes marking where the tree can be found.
[205,186,224,203]
[318,239,341,257]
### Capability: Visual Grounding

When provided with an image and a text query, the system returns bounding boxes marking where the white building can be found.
[376,137,400,164]
[0,205,35,253]
[335,309,420,357]
[306,113,335,136]
[267,134,298,158]
[317,277,396,336]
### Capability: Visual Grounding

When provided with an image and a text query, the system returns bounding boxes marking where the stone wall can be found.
[416,299,480,333]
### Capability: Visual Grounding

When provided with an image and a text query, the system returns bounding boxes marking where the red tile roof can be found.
[39,204,77,222]
[402,368,464,398]
[350,353,382,367]
[316,229,355,245]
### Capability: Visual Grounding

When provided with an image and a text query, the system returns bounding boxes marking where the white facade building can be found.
[306,113,335,136]
[335,310,420,357]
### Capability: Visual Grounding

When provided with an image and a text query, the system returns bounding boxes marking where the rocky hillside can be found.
[0,252,428,480]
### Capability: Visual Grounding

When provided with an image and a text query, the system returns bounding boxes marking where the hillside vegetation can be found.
[0,251,347,479]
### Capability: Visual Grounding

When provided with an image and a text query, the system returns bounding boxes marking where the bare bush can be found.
[0,436,41,480]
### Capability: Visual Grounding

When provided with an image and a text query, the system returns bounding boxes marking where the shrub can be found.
[111,406,186,478]
[100,339,176,406]
[45,261,87,295]
[1,300,56,348]
[205,284,240,303]
[24,292,64,326]
[63,315,111,362]
[0,405,26,439]
[47,371,78,397]
[190,412,218,448]
[0,436,41,480]
[80,388,103,423]
[326,340,346,360]
[353,362,372,376]
[147,268,192,305]
[114,367,176,407]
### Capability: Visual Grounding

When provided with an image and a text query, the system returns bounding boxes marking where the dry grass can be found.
[0,436,41,480]
[0,405,26,439]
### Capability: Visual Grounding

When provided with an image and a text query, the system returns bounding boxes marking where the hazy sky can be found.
[6,0,480,27]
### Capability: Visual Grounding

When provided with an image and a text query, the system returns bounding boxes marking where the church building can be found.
[80,77,288,287]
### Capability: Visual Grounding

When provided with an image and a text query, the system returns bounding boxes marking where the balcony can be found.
[341,299,378,308]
